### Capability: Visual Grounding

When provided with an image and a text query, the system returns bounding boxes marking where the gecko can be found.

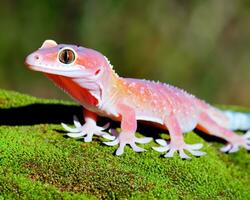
[25,39,250,159]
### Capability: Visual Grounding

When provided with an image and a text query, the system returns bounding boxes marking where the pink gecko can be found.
[25,40,250,159]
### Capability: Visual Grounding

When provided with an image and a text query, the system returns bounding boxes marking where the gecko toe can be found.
[186,143,203,150]
[188,149,206,157]
[130,143,146,152]
[135,137,152,144]
[84,133,94,142]
[103,138,119,146]
[152,146,170,153]
[220,144,232,152]
[244,143,250,150]
[102,134,116,140]
[61,123,81,132]
[164,149,176,158]
[116,143,126,156]
[185,143,206,157]
[228,145,239,153]
[73,115,82,129]
[243,130,250,139]
[179,150,191,159]
[155,139,168,146]
[67,132,86,138]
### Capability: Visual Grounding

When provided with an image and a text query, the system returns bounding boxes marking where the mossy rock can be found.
[0,89,249,199]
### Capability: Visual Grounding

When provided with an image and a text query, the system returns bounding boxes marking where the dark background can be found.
[1,0,250,107]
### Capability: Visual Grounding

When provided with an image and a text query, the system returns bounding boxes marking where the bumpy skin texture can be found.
[25,40,250,159]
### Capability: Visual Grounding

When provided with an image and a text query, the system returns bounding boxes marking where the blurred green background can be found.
[0,0,250,107]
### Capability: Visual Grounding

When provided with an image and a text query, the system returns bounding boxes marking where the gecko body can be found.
[25,40,250,159]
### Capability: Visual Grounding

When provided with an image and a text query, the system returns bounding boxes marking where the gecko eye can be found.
[58,48,75,64]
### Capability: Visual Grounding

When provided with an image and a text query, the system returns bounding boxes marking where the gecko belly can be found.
[136,114,198,133]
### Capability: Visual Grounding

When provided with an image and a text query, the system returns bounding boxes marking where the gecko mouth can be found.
[25,61,97,81]
[25,62,44,73]
[25,62,41,71]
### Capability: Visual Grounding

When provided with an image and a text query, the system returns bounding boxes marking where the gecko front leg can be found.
[61,109,113,142]
[104,103,152,155]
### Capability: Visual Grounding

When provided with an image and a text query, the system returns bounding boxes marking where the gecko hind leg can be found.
[62,115,114,142]
[198,112,250,153]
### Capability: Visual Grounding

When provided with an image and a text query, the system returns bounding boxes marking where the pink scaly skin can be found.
[25,40,250,159]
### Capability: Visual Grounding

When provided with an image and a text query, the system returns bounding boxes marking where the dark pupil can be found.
[59,49,75,64]
[64,50,69,63]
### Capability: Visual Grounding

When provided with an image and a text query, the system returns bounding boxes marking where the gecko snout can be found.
[25,53,42,68]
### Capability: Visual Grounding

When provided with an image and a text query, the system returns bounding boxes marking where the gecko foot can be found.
[220,130,250,153]
[61,116,113,142]
[103,129,153,155]
[152,139,206,159]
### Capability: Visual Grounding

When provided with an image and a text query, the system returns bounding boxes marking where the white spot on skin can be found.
[129,82,136,87]
[140,87,145,94]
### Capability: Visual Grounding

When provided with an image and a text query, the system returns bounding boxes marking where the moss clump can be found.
[0,89,250,199]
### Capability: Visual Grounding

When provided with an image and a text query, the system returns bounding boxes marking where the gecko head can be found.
[25,39,110,79]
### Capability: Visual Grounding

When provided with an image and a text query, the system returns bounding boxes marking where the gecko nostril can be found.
[34,54,40,60]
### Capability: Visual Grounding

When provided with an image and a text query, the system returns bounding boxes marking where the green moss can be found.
[0,89,250,199]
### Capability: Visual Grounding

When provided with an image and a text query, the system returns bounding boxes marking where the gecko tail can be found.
[223,110,250,131]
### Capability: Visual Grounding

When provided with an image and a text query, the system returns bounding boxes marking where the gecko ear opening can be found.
[40,40,58,49]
